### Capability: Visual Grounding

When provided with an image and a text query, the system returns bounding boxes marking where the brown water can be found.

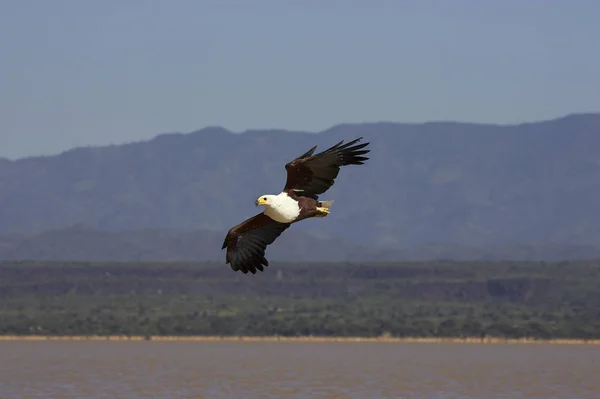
[0,341,598,398]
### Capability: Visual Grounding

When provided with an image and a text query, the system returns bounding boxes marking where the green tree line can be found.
[0,260,599,338]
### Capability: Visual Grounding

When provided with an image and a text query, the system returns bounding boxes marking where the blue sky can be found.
[1,0,599,159]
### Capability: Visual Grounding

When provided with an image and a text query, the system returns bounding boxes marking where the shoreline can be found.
[0,335,598,345]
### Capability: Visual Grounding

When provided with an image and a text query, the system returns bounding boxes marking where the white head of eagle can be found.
[255,193,301,224]
[255,195,275,206]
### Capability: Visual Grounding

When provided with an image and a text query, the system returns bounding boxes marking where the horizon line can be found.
[3,111,598,162]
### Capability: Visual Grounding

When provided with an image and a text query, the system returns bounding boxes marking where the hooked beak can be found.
[256,197,267,206]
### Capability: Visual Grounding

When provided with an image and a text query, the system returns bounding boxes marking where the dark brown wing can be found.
[283,137,370,199]
[221,213,291,274]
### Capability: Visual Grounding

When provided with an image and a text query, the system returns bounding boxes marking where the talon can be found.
[316,207,330,215]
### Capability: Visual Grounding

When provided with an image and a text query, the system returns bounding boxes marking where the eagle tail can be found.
[317,200,334,209]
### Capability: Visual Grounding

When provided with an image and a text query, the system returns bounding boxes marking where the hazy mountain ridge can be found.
[1,113,600,261]
[1,225,599,262]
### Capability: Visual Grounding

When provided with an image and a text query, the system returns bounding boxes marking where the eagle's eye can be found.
[262,197,267,201]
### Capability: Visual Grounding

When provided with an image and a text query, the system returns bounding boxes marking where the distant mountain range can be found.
[1,113,600,262]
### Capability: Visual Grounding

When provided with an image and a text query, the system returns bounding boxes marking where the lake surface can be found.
[0,340,598,398]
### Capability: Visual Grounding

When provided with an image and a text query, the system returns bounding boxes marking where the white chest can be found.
[263,193,301,223]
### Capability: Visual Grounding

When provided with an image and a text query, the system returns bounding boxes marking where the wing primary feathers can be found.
[222,213,291,274]
[282,137,371,197]
[293,145,318,161]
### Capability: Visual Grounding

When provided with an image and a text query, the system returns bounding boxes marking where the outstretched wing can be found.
[221,213,291,274]
[283,137,370,199]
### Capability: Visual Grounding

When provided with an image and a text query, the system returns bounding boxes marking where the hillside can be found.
[1,113,600,261]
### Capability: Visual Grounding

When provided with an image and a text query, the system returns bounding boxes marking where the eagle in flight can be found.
[221,137,370,274]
